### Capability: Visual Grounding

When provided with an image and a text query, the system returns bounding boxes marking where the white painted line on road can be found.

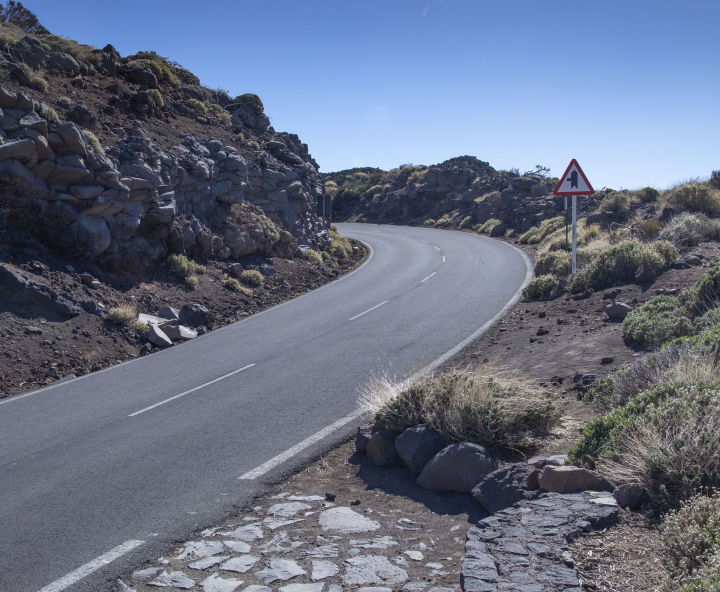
[434,246,441,251]
[239,407,366,480]
[348,301,388,321]
[420,272,436,283]
[128,364,256,417]
[442,256,446,263]
[36,539,144,592]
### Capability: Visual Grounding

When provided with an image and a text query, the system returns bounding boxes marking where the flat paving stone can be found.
[189,556,230,570]
[278,583,325,592]
[133,567,162,579]
[223,541,252,554]
[200,573,244,592]
[254,558,306,583]
[311,560,339,580]
[319,507,381,534]
[267,502,312,517]
[222,524,265,542]
[404,550,424,561]
[222,555,262,573]
[343,554,409,586]
[148,570,195,589]
[177,540,226,559]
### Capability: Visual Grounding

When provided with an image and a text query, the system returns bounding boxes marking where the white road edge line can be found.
[434,246,441,251]
[237,234,534,483]
[420,272,436,283]
[348,301,388,321]
[128,364,255,417]
[239,408,366,479]
[36,539,144,592]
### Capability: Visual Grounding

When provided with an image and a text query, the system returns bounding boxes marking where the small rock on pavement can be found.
[355,424,373,453]
[472,463,540,514]
[366,429,403,467]
[417,442,493,493]
[318,507,381,534]
[614,483,645,510]
[604,301,632,319]
[148,324,173,347]
[395,425,446,475]
[538,465,614,494]
[635,260,657,283]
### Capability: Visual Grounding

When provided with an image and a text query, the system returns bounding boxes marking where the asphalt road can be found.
[0,224,532,592]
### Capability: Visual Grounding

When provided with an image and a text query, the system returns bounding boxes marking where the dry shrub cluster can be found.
[359,366,561,454]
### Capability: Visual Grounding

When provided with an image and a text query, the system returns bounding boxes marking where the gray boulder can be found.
[355,424,373,453]
[179,303,211,327]
[604,301,632,319]
[538,466,614,494]
[148,325,173,348]
[528,454,568,469]
[613,483,645,510]
[471,463,540,514]
[394,426,446,474]
[76,215,111,258]
[11,36,47,69]
[366,429,403,467]
[157,306,179,321]
[47,52,80,76]
[635,260,657,284]
[0,264,80,318]
[417,442,493,493]
[127,67,158,88]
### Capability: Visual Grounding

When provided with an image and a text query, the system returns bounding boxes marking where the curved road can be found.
[0,224,531,592]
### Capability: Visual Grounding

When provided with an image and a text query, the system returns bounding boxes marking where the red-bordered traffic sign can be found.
[553,159,594,196]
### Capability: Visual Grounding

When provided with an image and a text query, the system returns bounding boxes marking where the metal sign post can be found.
[553,159,594,275]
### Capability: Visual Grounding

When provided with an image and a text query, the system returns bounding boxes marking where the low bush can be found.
[538,219,600,254]
[662,182,720,216]
[518,216,565,244]
[623,295,695,346]
[329,228,352,258]
[305,249,323,264]
[475,190,500,204]
[146,88,164,108]
[126,51,182,86]
[185,275,198,289]
[234,93,264,112]
[600,191,632,212]
[131,321,149,335]
[522,275,559,300]
[247,140,260,151]
[663,492,720,583]
[637,186,661,203]
[38,105,58,123]
[29,75,47,92]
[568,240,677,293]
[240,269,263,286]
[83,131,104,155]
[207,103,231,125]
[476,218,501,235]
[361,367,561,453]
[659,212,720,246]
[459,215,473,229]
[423,219,436,227]
[186,98,207,113]
[534,251,571,278]
[107,304,138,326]
[223,277,240,291]
[56,96,71,108]
[168,254,202,278]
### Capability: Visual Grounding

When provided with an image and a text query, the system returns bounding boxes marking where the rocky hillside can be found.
[325,157,568,234]
[0,20,332,274]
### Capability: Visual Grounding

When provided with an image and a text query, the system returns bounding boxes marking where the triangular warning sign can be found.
[553,159,594,195]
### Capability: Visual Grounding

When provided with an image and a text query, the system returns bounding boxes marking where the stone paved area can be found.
[461,491,619,592]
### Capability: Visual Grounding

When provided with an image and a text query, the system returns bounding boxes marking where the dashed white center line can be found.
[348,301,389,321]
[434,246,441,251]
[128,364,256,417]
[442,256,446,263]
[37,539,145,592]
[421,272,437,283]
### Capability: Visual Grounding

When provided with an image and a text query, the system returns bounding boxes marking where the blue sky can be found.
[27,1,719,189]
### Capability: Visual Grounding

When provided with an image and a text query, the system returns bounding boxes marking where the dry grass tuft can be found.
[360,366,561,454]
[107,304,138,326]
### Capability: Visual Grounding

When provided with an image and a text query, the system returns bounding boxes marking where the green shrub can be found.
[146,88,164,108]
[223,277,240,291]
[477,218,501,235]
[305,249,322,263]
[459,215,473,229]
[107,304,138,326]
[234,93,264,112]
[711,171,720,190]
[600,191,632,212]
[364,367,561,453]
[637,186,661,203]
[247,140,260,151]
[663,182,720,216]
[57,96,71,108]
[185,275,198,289]
[623,295,696,346]
[83,131,104,155]
[534,251,571,278]
[568,240,676,294]
[329,228,352,258]
[168,254,201,278]
[423,219,436,227]
[257,214,280,243]
[518,216,565,244]
[240,269,263,286]
[522,275,559,300]
[659,212,720,246]
[126,51,181,86]
[186,98,207,113]
[38,105,58,123]
[29,76,47,92]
